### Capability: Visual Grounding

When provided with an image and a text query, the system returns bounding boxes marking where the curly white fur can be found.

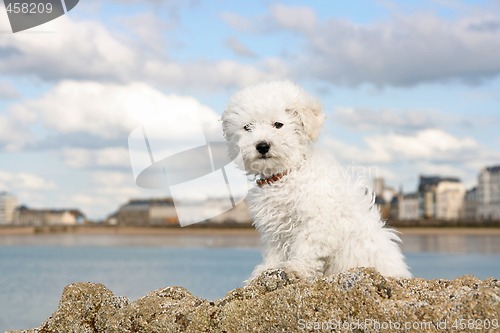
[222,81,411,281]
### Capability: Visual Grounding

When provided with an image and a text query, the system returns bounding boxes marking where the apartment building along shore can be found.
[378,164,500,226]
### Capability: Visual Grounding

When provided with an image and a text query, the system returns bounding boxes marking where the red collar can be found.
[256,171,288,187]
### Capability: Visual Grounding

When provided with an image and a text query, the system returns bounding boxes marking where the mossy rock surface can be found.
[10,268,500,333]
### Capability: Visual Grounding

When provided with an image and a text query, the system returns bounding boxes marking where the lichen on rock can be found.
[9,268,500,333]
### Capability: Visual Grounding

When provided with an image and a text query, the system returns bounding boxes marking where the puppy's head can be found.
[222,81,324,177]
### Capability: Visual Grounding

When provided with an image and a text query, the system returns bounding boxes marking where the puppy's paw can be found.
[279,260,321,281]
[279,266,303,281]
[251,268,300,292]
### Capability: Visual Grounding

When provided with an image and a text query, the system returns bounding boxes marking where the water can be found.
[1,232,499,332]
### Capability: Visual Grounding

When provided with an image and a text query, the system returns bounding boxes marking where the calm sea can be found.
[1,232,499,332]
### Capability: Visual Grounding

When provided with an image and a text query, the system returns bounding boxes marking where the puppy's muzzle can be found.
[256,141,270,155]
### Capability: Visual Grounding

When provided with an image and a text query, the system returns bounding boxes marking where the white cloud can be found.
[61,147,131,169]
[224,37,256,58]
[220,12,253,31]
[333,107,436,132]
[115,12,169,54]
[143,58,289,90]
[69,194,99,207]
[369,129,478,161]
[90,171,142,197]
[0,171,56,190]
[28,82,136,138]
[0,13,287,91]
[0,82,20,99]
[0,113,33,151]
[269,4,316,33]
[221,4,316,34]
[84,170,163,218]
[7,81,222,151]
[227,3,500,86]
[67,191,134,218]
[105,0,196,6]
[300,13,500,86]
[415,162,468,180]
[66,191,135,220]
[323,128,498,192]
[0,16,137,82]
[0,167,148,219]
[2,80,238,209]
[323,138,391,164]
[3,2,499,89]
[325,129,479,164]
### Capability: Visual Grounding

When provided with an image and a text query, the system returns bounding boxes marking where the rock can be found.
[10,268,500,333]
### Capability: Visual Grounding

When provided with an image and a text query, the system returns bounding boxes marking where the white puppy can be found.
[222,81,411,281]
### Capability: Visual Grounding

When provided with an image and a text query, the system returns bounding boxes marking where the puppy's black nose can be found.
[256,141,270,155]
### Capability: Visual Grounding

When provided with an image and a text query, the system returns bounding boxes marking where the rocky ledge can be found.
[11,268,500,333]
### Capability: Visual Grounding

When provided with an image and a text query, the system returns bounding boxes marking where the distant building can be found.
[477,165,500,220]
[0,192,17,225]
[112,198,178,226]
[110,197,251,226]
[461,187,478,221]
[15,207,86,226]
[397,193,419,221]
[373,177,397,203]
[418,176,463,220]
[435,181,465,220]
[373,178,385,198]
[373,178,396,220]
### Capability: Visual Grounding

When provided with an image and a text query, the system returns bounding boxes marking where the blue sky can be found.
[1,0,499,219]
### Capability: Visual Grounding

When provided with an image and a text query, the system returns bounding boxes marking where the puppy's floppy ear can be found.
[287,99,325,142]
[220,112,241,161]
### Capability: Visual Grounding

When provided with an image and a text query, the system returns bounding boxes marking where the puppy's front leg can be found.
[279,230,331,280]
[248,241,286,282]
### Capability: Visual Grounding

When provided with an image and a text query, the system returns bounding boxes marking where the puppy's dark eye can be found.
[243,124,252,132]
[273,122,284,129]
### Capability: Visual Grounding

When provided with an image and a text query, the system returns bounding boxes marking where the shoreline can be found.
[1,225,500,236]
[398,226,500,236]
[0,225,260,237]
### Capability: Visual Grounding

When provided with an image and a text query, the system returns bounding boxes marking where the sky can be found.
[0,0,499,220]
